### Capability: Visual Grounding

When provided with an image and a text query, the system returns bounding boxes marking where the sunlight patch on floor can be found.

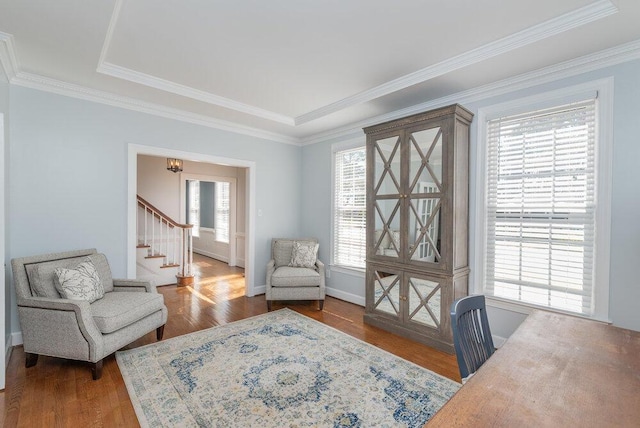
[186,286,217,305]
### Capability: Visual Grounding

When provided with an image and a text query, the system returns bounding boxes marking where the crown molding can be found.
[301,38,640,146]
[97,62,296,126]
[96,0,617,127]
[3,6,637,148]
[0,32,19,82]
[10,71,301,145]
[295,0,617,125]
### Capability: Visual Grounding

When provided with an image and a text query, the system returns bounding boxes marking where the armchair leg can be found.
[25,353,39,368]
[319,300,324,311]
[267,300,272,311]
[156,325,165,341]
[91,360,103,380]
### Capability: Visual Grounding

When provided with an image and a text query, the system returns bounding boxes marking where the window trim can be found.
[330,137,367,274]
[473,78,613,322]
[214,181,230,243]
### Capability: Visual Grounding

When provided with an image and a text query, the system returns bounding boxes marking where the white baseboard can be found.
[5,336,14,369]
[193,249,229,263]
[326,287,365,307]
[253,285,266,296]
[11,331,23,347]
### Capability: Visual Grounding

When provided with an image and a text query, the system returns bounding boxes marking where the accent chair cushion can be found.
[271,267,321,287]
[273,240,295,268]
[54,258,105,303]
[25,253,114,298]
[289,241,319,268]
[25,260,74,298]
[91,291,165,334]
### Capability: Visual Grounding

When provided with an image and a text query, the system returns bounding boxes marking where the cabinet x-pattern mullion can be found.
[407,198,442,261]
[373,199,401,254]
[373,137,402,195]
[408,279,441,327]
[374,271,400,315]
[408,131,443,194]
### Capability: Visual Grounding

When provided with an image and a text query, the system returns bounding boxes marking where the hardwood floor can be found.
[2,254,459,427]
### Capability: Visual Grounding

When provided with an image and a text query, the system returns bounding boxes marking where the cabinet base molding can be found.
[364,313,454,354]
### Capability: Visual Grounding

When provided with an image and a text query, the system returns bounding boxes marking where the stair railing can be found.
[137,195,194,283]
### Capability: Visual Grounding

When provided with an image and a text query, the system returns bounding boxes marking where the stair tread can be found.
[136,244,151,248]
[145,254,166,259]
[161,264,180,268]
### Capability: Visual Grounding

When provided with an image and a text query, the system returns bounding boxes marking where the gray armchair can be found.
[266,238,325,311]
[11,248,168,380]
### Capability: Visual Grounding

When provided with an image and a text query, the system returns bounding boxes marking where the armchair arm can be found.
[17,296,104,361]
[266,260,275,279]
[113,278,156,293]
[315,260,326,290]
[266,259,276,300]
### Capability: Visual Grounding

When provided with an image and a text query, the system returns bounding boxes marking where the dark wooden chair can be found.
[450,295,495,381]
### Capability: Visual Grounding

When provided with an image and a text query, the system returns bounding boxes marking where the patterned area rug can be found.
[116,309,459,427]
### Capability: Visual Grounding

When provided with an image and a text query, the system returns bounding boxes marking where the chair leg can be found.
[319,300,324,311]
[267,300,272,311]
[156,325,165,341]
[91,360,103,380]
[25,352,39,368]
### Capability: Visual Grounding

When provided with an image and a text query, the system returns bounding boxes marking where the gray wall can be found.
[301,136,366,304]
[301,59,640,337]
[7,85,302,336]
[1,70,9,368]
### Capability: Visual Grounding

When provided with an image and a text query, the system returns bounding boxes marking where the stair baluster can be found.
[136,195,194,286]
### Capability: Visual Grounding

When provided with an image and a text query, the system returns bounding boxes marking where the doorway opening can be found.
[127,144,256,297]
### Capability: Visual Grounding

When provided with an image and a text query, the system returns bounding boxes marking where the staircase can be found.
[136,195,194,286]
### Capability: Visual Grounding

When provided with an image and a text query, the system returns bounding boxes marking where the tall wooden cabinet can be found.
[363,104,473,353]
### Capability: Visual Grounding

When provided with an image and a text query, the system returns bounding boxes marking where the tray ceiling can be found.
[1,0,639,143]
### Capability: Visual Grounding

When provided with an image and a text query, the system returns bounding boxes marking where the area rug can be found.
[116,308,460,427]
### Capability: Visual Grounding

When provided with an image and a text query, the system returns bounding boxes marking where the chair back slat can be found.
[450,295,495,379]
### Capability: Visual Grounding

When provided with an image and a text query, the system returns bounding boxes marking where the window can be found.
[478,83,611,320]
[215,182,230,243]
[333,146,366,269]
[186,179,230,242]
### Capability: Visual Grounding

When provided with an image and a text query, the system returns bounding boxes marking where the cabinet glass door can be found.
[372,268,401,317]
[372,136,402,259]
[406,275,442,329]
[407,127,443,264]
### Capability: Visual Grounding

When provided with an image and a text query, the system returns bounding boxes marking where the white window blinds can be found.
[485,99,597,316]
[215,182,230,243]
[334,147,366,269]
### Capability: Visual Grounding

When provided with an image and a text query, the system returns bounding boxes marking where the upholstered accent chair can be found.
[11,248,168,380]
[266,238,325,311]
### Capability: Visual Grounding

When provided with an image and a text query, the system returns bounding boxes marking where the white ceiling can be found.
[1,0,639,144]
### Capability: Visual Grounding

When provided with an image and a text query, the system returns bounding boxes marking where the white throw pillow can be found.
[54,258,105,303]
[289,241,319,268]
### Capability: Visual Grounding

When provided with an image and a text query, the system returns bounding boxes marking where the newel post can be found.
[176,225,195,287]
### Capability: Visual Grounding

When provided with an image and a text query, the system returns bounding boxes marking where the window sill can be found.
[329,265,365,278]
[485,295,612,324]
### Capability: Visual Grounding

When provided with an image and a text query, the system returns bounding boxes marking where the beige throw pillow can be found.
[54,258,105,303]
[289,241,319,268]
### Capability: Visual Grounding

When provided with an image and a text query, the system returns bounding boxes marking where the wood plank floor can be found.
[1,254,459,427]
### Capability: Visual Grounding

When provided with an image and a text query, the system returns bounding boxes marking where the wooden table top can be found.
[428,310,640,427]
